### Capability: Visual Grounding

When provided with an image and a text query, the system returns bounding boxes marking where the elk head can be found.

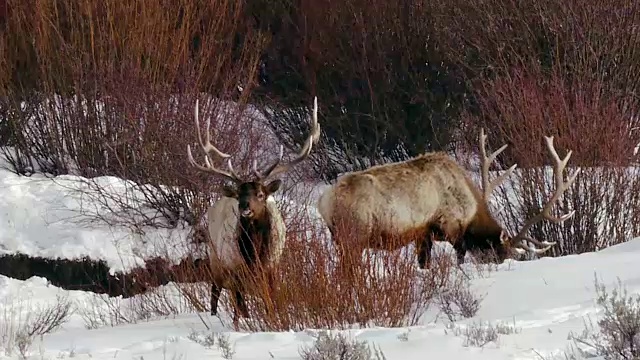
[186,97,321,220]
[478,128,581,262]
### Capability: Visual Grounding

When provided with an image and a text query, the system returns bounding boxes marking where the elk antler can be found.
[253,96,321,182]
[252,145,284,181]
[509,135,581,254]
[479,128,517,201]
[186,99,242,184]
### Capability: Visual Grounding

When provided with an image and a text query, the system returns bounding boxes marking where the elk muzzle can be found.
[238,199,254,218]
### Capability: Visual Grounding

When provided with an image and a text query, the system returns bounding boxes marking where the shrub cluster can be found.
[565,276,640,360]
[437,0,640,254]
[454,42,640,253]
[0,0,272,231]
[164,203,459,332]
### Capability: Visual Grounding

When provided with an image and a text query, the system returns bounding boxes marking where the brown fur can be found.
[317,152,511,268]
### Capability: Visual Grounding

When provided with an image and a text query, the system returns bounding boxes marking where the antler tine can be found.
[194,99,233,160]
[257,96,321,181]
[479,128,517,201]
[187,99,242,183]
[254,145,284,180]
[509,135,581,254]
[187,145,241,183]
[543,136,581,220]
[512,235,557,254]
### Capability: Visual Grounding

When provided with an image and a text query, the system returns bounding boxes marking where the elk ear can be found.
[264,179,282,195]
[221,184,238,198]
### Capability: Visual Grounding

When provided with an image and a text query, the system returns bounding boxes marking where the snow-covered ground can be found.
[0,159,638,359]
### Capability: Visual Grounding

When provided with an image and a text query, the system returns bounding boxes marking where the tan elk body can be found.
[206,195,286,276]
[317,130,580,268]
[187,97,320,320]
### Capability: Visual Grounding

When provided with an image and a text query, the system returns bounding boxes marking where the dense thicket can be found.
[1,0,639,253]
[430,0,640,167]
[245,0,468,179]
[429,0,640,254]
[0,0,270,228]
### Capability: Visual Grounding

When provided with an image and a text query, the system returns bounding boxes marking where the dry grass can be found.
[445,319,521,348]
[299,331,388,360]
[564,276,640,360]
[436,273,485,322]
[76,281,199,330]
[0,293,74,357]
[227,208,457,332]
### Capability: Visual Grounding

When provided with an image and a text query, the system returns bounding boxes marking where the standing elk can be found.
[187,97,321,320]
[316,129,580,269]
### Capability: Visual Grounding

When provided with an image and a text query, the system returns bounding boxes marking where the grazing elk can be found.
[187,97,321,320]
[316,129,580,269]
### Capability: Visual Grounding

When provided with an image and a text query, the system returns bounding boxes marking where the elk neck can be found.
[461,175,505,241]
[467,201,504,240]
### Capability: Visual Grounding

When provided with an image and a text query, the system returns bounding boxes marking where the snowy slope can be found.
[0,164,638,359]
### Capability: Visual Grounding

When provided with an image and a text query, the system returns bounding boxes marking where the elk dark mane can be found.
[463,179,505,252]
[238,210,273,270]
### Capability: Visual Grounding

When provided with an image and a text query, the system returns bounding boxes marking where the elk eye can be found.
[257,193,265,200]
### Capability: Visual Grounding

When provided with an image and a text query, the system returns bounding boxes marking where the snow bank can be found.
[0,168,194,272]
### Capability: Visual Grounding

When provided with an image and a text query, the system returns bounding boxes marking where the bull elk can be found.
[187,97,321,320]
[316,129,580,269]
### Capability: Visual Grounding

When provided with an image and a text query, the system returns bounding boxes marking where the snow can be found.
[0,169,192,273]
[0,159,638,359]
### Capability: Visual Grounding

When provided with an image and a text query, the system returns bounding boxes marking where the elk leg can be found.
[335,242,359,281]
[330,223,359,280]
[234,290,249,318]
[330,226,352,270]
[328,225,335,238]
[210,283,221,315]
[419,224,447,269]
[453,241,466,265]
[335,243,349,272]
[417,237,432,269]
[437,217,466,265]
[331,232,348,268]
